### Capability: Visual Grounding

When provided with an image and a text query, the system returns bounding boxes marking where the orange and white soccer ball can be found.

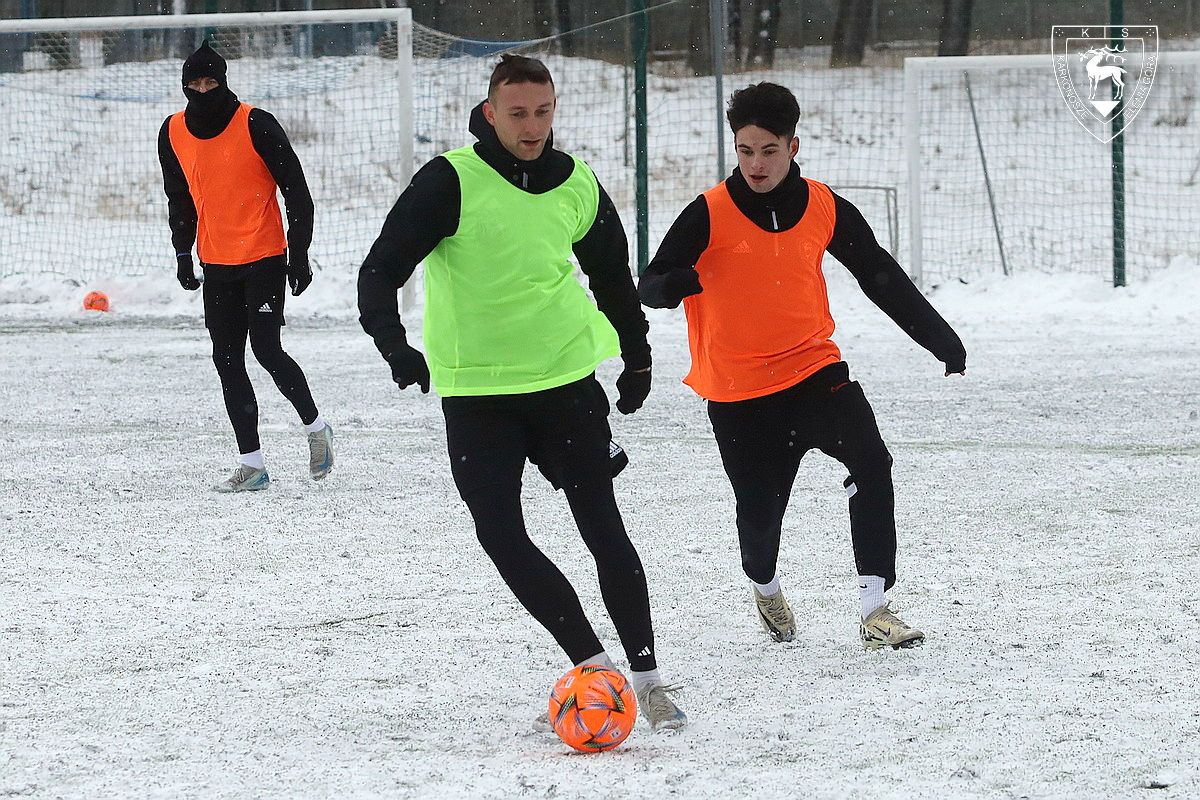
[548,665,637,752]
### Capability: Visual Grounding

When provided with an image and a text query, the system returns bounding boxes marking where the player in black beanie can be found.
[180,41,239,138]
[158,40,333,491]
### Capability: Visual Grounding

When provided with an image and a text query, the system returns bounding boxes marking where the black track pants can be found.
[707,361,898,590]
[204,259,318,454]
[443,376,658,672]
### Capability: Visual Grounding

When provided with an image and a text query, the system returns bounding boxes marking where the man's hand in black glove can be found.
[661,267,703,307]
[385,342,430,393]
[287,254,313,297]
[615,362,652,415]
[176,253,200,291]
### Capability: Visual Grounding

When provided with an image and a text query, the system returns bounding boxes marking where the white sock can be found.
[858,575,886,619]
[574,651,615,671]
[751,574,781,597]
[239,450,265,470]
[303,414,327,435]
[630,668,663,695]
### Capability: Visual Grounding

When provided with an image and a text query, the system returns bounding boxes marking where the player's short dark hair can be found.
[488,54,555,96]
[726,82,800,138]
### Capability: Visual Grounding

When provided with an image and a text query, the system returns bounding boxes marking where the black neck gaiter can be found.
[182,84,240,139]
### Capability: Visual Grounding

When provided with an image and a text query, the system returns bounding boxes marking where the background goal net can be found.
[904,51,1200,288]
[0,9,412,283]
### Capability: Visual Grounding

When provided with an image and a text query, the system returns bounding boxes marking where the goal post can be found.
[904,50,1200,288]
[0,8,413,288]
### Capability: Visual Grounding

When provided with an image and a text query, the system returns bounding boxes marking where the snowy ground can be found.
[1,261,1198,798]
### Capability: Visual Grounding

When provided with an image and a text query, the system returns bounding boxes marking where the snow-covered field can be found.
[1,259,1198,798]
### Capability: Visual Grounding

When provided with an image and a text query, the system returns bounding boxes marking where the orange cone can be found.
[83,291,109,312]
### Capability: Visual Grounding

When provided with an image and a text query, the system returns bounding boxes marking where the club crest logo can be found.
[1052,25,1158,142]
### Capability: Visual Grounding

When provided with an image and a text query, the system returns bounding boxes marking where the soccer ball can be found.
[82,291,109,312]
[548,665,637,752]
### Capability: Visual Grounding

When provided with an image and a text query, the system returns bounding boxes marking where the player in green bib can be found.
[358,55,686,732]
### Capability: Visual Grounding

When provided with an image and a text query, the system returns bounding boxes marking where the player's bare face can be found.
[186,77,219,93]
[483,81,556,161]
[735,125,799,193]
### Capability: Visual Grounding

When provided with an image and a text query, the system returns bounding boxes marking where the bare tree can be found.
[555,0,574,56]
[532,0,575,55]
[937,0,974,56]
[532,0,554,37]
[830,0,873,68]
[686,0,715,76]
[745,0,782,68]
[728,0,743,68]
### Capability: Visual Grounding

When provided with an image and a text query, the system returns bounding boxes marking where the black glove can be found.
[385,341,430,393]
[944,351,967,376]
[287,254,312,296]
[615,364,651,415]
[176,253,200,291]
[661,268,703,306]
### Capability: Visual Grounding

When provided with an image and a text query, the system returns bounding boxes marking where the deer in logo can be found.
[1080,46,1127,100]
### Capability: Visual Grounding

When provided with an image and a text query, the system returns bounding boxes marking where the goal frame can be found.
[902,50,1200,288]
[0,8,413,301]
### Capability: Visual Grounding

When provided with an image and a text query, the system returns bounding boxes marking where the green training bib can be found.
[423,146,619,396]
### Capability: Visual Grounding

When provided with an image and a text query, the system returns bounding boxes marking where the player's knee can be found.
[210,346,243,376]
[248,331,285,367]
[844,447,894,501]
[849,443,893,479]
[580,524,637,565]
[735,503,785,537]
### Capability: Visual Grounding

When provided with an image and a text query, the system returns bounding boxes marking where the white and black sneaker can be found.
[860,603,925,650]
[753,585,796,642]
[307,423,334,480]
[636,683,687,732]
[213,464,269,493]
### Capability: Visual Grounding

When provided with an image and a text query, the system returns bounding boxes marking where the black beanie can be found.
[182,41,227,87]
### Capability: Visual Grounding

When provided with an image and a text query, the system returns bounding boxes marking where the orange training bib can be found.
[683,178,839,402]
[168,103,287,266]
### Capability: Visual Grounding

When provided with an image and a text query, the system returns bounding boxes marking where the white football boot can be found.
[213,464,269,493]
[860,603,925,650]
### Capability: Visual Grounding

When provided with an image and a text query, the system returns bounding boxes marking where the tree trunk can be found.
[532,0,554,38]
[686,0,714,76]
[830,0,873,68]
[746,0,782,68]
[937,0,974,56]
[555,0,574,56]
[728,0,743,67]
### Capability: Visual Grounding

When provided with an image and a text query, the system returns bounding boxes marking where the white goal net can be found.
[0,9,412,283]
[904,50,1200,287]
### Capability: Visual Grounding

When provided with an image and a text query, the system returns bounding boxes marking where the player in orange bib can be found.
[640,83,967,650]
[158,42,333,492]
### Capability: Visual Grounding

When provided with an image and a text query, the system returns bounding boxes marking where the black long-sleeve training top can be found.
[639,162,966,371]
[357,102,651,370]
[158,105,314,266]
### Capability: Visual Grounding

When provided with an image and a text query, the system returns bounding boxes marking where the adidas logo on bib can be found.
[732,240,752,254]
[258,303,272,313]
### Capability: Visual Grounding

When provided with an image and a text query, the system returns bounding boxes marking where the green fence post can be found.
[1110,0,1126,287]
[632,0,649,276]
